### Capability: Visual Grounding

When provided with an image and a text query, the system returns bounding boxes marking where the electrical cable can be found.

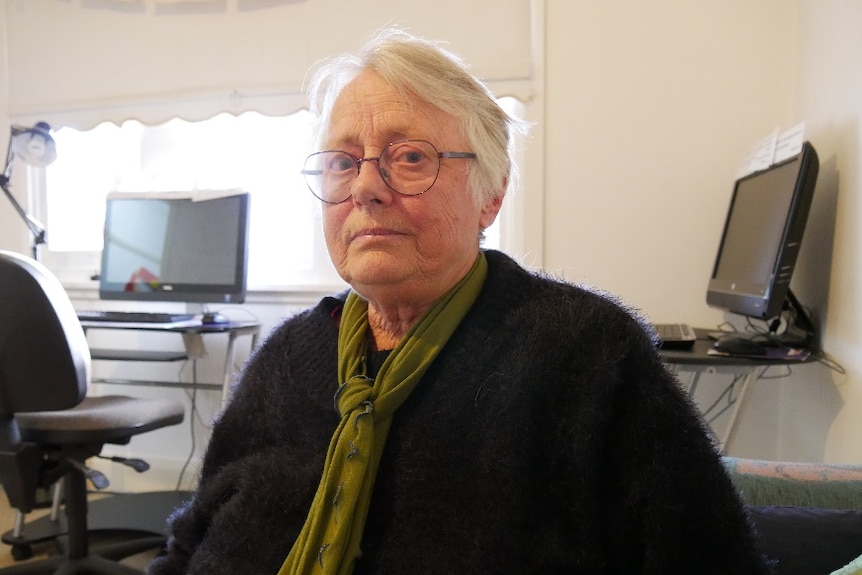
[176,360,198,491]
[700,372,746,423]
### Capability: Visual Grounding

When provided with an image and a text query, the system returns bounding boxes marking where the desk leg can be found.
[222,332,240,403]
[221,331,259,404]
[684,371,701,398]
[719,367,758,453]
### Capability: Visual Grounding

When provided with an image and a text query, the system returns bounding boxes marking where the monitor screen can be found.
[99,192,250,304]
[706,142,819,321]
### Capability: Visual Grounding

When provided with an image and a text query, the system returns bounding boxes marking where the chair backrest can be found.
[0,250,89,417]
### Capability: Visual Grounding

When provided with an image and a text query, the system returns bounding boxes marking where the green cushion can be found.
[722,457,862,510]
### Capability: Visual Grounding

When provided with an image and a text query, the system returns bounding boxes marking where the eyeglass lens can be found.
[302,140,446,204]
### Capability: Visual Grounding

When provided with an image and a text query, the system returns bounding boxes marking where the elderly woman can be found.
[148,29,770,575]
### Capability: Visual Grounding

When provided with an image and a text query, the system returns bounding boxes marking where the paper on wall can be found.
[737,130,778,178]
[736,122,806,178]
[773,122,806,163]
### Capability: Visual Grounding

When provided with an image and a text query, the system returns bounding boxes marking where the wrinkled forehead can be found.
[323,70,462,149]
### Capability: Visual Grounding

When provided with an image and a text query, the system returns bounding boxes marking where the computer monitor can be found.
[706,142,819,344]
[98,192,250,304]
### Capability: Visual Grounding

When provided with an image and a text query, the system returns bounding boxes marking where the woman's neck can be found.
[365,303,426,351]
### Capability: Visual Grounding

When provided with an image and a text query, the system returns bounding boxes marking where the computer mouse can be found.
[712,335,767,356]
[201,312,229,325]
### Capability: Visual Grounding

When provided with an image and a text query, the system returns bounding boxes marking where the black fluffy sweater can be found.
[148,250,770,574]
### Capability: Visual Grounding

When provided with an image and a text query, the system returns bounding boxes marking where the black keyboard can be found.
[652,323,697,350]
[77,310,196,324]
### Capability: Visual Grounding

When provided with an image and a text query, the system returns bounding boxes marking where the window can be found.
[37,100,522,291]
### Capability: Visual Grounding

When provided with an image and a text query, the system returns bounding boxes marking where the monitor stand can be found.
[186,302,228,319]
[185,302,205,316]
[185,302,231,325]
[774,289,816,347]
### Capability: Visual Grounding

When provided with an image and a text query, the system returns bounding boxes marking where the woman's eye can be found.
[328,154,356,173]
[390,145,429,166]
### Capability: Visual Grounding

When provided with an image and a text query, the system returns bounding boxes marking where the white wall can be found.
[543,0,861,463]
[792,0,862,462]
[2,1,862,491]
[544,1,796,323]
[0,6,20,254]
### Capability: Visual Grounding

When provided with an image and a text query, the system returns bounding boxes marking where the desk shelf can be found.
[660,327,819,453]
[81,319,261,402]
[90,349,189,362]
[90,377,222,391]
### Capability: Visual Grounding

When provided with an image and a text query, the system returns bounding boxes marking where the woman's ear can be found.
[479,178,507,229]
[479,195,503,230]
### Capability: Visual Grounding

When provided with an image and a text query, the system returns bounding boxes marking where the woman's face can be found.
[321,70,502,306]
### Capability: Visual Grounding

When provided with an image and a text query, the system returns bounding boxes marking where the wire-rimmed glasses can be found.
[301,139,476,204]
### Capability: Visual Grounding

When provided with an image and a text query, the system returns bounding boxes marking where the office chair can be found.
[0,250,186,574]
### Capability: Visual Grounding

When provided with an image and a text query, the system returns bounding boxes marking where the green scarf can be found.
[277,252,488,575]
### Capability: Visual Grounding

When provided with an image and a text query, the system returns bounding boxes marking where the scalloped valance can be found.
[4,0,534,130]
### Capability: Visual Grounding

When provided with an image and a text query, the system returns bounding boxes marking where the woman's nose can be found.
[350,158,393,206]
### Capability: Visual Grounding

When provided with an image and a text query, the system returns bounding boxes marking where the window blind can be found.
[5,0,533,129]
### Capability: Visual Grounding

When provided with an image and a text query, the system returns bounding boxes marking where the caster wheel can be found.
[11,543,33,561]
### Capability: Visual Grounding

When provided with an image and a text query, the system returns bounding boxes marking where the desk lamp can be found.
[0,122,57,260]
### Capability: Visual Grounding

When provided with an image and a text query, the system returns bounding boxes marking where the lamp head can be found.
[10,122,57,168]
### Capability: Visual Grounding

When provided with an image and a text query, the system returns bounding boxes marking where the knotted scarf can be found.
[277,252,488,575]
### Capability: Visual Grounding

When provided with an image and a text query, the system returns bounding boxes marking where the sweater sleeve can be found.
[593,317,773,574]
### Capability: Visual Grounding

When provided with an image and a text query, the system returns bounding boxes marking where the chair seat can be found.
[16,395,185,445]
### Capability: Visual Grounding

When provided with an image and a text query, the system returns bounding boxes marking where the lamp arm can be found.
[3,140,14,181]
[0,177,47,244]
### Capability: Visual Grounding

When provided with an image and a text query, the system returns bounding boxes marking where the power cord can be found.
[176,360,198,491]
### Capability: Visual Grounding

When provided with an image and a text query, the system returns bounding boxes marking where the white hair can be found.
[305,27,529,206]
